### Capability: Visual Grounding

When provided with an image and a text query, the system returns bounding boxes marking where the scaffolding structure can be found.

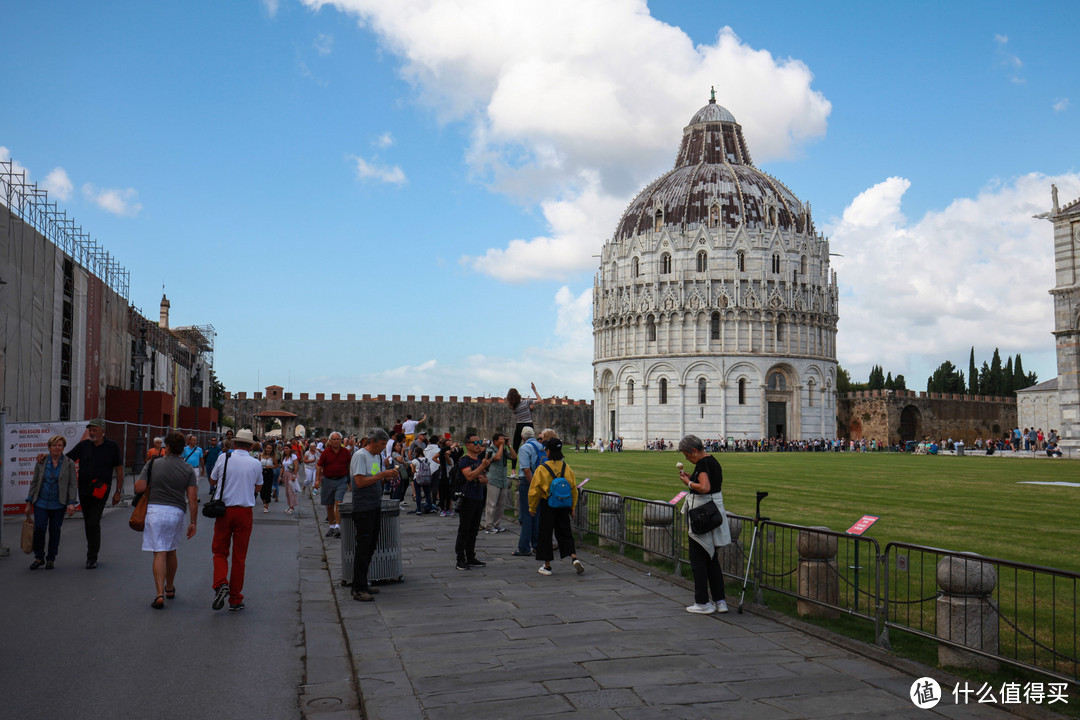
[1,159,130,299]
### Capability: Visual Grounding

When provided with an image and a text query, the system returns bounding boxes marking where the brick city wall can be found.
[225,389,594,443]
[837,390,1017,444]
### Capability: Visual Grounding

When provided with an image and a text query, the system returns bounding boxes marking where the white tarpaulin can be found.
[3,421,87,514]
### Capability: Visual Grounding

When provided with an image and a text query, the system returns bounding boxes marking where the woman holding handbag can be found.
[280,446,299,515]
[678,434,731,614]
[133,431,199,609]
[25,435,79,570]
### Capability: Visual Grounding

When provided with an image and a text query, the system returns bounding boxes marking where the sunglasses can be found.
[470,440,482,445]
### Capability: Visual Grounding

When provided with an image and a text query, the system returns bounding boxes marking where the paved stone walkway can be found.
[298,498,1042,720]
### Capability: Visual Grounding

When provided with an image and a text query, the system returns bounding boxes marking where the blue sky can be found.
[3,0,1077,400]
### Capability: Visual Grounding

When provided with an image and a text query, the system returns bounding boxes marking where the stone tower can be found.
[593,94,838,448]
[1044,186,1080,452]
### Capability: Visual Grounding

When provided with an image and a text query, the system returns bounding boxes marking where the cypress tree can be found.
[979,361,992,394]
[1003,356,1014,397]
[1013,354,1028,391]
[989,349,1003,396]
[968,347,978,394]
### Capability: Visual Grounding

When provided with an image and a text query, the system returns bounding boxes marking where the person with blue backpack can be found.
[528,436,584,576]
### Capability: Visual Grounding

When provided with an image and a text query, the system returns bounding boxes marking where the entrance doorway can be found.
[609,410,616,441]
[768,402,786,439]
[899,405,920,442]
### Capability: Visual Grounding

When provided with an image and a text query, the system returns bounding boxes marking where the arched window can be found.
[654,209,663,232]
[698,378,707,404]
[736,250,745,272]
[807,379,815,406]
[801,255,808,275]
[696,250,707,272]
[776,321,784,342]
[610,262,617,283]
[769,207,777,226]
[772,253,781,273]
[738,378,747,405]
[659,378,668,404]
[646,316,656,342]
[709,206,719,227]
[627,379,634,405]
[768,372,786,390]
[710,312,720,340]
[660,252,672,274]
[631,256,639,278]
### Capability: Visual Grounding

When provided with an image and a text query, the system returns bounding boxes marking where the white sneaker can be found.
[686,602,716,614]
[715,600,729,614]
[538,565,552,576]
[573,559,585,574]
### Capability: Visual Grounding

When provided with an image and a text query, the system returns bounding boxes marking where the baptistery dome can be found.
[593,94,839,447]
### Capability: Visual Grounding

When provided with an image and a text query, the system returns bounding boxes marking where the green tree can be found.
[968,347,978,395]
[989,349,1003,396]
[927,360,964,393]
[1003,356,1014,397]
[868,364,885,390]
[1013,354,1030,392]
[837,365,853,393]
[893,374,907,391]
[979,361,992,394]
[209,369,227,413]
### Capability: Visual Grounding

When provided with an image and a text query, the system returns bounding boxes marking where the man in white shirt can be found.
[209,428,263,612]
[401,414,426,445]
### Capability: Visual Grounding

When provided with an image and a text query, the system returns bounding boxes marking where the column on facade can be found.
[679,382,686,441]
[760,383,767,438]
[720,380,728,440]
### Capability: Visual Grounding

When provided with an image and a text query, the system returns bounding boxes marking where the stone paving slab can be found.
[295,496,1060,719]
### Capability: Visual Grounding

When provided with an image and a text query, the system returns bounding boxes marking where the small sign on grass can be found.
[846,514,880,536]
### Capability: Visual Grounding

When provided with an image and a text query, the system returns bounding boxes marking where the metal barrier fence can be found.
[571,489,1079,686]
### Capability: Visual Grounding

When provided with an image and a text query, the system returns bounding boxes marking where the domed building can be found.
[593,93,838,447]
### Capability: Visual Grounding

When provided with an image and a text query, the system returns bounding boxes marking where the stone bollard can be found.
[936,554,999,671]
[598,492,623,549]
[797,526,839,618]
[642,503,675,562]
[720,516,743,577]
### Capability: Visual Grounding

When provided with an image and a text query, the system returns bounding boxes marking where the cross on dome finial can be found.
[710,86,716,103]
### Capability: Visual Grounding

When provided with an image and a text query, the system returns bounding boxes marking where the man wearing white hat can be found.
[209,428,263,612]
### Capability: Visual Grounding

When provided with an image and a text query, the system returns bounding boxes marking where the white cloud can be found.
[374,132,395,148]
[42,167,73,201]
[349,155,406,184]
[302,0,831,280]
[0,146,32,184]
[82,183,142,216]
[323,286,594,397]
[826,171,1080,384]
[994,33,1024,83]
[314,33,334,55]
[262,0,279,18]
[1053,97,1069,112]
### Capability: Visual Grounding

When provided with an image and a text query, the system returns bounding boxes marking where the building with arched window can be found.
[592,94,838,447]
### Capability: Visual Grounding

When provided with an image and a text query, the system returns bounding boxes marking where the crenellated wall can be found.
[225,388,594,443]
[837,390,1017,445]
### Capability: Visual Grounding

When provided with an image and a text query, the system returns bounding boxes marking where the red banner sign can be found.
[846,514,880,536]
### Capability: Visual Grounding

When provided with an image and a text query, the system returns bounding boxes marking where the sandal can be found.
[151,595,165,609]
[165,587,176,599]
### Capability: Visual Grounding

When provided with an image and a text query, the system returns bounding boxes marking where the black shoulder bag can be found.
[201,453,230,519]
[687,492,724,535]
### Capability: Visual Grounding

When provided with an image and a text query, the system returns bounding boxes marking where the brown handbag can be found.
[129,459,154,532]
[21,514,35,554]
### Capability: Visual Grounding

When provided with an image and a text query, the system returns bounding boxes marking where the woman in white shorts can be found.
[303,441,319,496]
[134,431,199,609]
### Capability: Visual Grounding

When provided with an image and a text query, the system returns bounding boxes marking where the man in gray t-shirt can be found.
[348,428,399,601]
[483,433,516,533]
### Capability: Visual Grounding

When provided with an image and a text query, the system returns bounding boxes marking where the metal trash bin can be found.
[340,498,403,586]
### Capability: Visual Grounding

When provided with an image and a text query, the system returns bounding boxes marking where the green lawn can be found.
[564,450,1080,573]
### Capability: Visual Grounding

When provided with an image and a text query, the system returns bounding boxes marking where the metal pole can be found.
[0,410,9,556]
